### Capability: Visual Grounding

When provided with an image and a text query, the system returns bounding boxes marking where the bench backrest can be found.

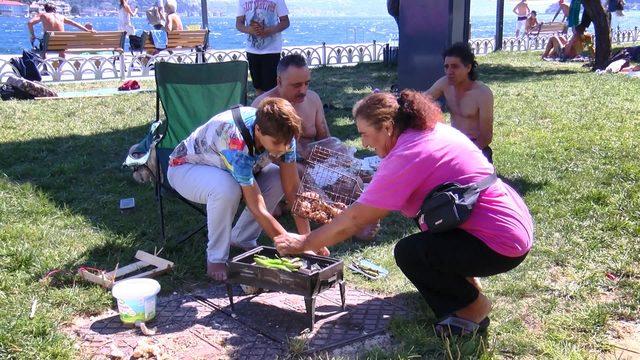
[144,29,209,51]
[42,31,126,54]
[531,22,567,36]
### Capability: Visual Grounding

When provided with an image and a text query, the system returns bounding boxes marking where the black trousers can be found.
[247,52,280,92]
[394,228,528,318]
[481,146,493,164]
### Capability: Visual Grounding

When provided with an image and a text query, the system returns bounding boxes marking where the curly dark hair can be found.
[443,42,478,81]
[352,90,443,137]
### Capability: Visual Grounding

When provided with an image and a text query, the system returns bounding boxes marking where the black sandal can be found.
[434,315,490,337]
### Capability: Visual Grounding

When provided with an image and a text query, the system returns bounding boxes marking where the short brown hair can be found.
[352,90,442,136]
[255,97,301,144]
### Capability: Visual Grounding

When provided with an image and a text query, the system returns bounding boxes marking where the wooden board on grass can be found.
[79,250,174,289]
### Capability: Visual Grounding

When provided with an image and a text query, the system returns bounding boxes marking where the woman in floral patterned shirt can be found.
[168,98,322,280]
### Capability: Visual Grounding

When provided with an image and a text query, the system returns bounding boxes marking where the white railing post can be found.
[119,53,125,80]
[321,42,327,66]
[372,40,377,61]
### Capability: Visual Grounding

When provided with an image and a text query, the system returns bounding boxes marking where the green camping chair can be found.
[153,60,248,243]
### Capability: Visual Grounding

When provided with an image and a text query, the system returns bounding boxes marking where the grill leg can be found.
[339,280,346,311]
[304,296,316,330]
[226,283,235,311]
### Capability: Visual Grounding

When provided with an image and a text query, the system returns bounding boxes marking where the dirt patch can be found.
[606,320,640,360]
[327,334,394,359]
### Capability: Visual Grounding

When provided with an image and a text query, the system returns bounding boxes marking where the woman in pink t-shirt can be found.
[275,90,533,336]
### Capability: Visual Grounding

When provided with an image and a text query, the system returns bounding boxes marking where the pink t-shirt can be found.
[358,124,533,257]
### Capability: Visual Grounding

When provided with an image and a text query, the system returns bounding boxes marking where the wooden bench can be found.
[143,29,210,62]
[40,31,127,79]
[527,22,567,37]
[41,31,126,57]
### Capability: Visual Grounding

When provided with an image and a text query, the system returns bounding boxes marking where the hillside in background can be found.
[22,0,640,17]
[59,0,389,17]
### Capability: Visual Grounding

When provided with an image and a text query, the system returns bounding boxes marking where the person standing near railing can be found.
[236,0,290,96]
[512,0,531,38]
[552,0,570,23]
[118,0,137,35]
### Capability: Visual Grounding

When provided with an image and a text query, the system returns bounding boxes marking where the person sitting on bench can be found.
[165,0,183,32]
[27,3,95,58]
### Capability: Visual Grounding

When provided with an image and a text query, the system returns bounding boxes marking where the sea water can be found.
[0,11,638,55]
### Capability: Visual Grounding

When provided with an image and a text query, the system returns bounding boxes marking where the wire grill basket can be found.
[292,146,364,224]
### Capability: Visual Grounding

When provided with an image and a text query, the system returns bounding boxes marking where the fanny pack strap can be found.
[230,104,255,157]
[463,168,498,197]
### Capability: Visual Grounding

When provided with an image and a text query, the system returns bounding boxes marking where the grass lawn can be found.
[0,52,639,359]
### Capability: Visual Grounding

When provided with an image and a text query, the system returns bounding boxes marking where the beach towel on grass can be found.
[542,55,590,63]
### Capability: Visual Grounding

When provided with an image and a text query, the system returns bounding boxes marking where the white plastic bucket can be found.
[111,278,161,324]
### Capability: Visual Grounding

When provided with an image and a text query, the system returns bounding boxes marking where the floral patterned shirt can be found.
[169,107,296,186]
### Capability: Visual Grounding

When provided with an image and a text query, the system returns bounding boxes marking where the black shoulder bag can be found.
[416,169,497,233]
[230,105,256,156]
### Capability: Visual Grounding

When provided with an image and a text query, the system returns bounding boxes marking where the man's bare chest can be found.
[444,90,479,118]
[294,102,317,132]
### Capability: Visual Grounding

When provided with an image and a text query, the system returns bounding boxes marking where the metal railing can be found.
[470,26,639,55]
[0,26,637,83]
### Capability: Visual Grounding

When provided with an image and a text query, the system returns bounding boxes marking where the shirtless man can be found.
[252,54,330,173]
[513,0,531,38]
[552,0,570,23]
[27,3,95,58]
[425,42,495,163]
[525,11,539,35]
[164,0,183,31]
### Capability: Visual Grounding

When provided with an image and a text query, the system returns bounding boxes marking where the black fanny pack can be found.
[416,169,497,233]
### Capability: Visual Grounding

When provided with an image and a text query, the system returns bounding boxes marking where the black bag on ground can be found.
[10,50,42,82]
[416,169,497,233]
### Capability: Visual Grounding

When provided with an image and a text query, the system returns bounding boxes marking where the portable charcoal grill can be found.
[226,246,345,330]
[292,146,364,223]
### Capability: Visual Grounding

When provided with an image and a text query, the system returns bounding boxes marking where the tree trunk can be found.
[582,0,611,70]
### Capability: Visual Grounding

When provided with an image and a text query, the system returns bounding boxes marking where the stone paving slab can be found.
[193,284,412,354]
[65,284,412,359]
